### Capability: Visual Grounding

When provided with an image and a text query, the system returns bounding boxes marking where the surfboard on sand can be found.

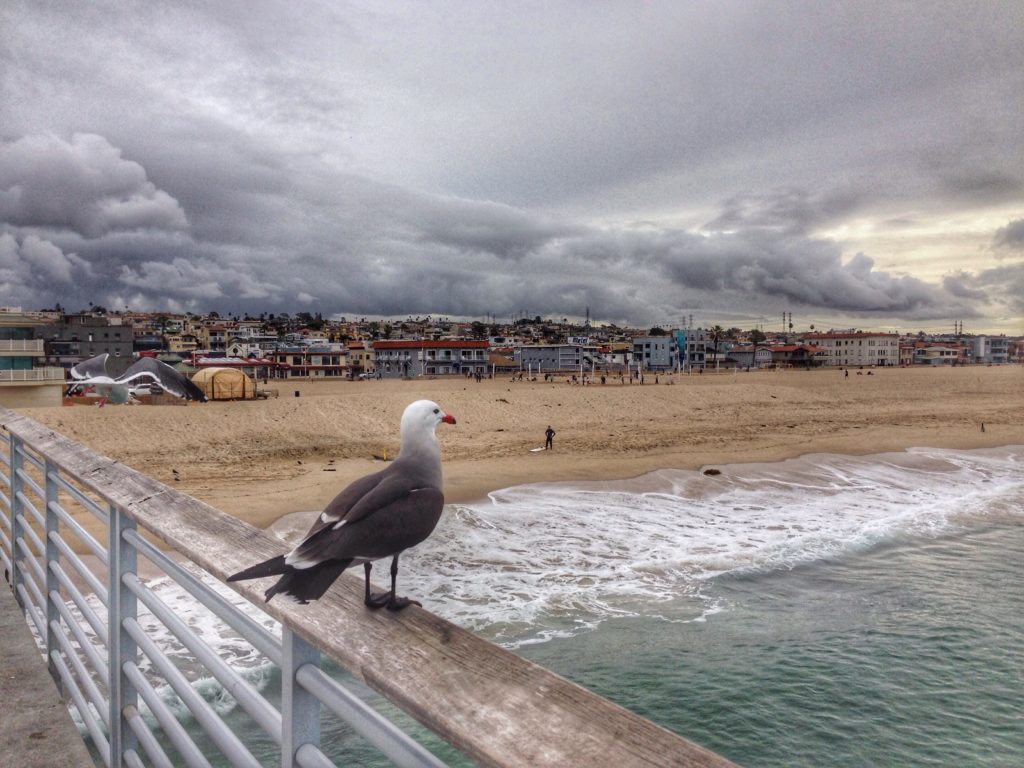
[529,447,546,452]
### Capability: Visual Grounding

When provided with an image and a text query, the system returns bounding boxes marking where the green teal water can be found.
[223,518,1023,767]
[518,518,1024,767]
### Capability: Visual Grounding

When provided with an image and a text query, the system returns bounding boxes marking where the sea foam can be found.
[397,446,1024,646]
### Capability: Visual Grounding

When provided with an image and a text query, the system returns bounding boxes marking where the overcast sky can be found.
[2,1,1022,333]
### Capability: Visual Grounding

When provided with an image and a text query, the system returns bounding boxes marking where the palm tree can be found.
[708,325,725,370]
[749,328,767,369]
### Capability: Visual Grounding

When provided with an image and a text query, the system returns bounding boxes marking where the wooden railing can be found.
[0,406,737,767]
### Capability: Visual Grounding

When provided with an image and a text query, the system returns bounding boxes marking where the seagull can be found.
[67,353,207,404]
[228,399,456,608]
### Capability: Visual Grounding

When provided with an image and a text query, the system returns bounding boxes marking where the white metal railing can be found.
[0,408,735,768]
[0,367,66,382]
[0,426,449,767]
[0,339,46,353]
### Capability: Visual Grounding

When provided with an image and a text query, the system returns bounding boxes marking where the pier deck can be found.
[1,580,95,768]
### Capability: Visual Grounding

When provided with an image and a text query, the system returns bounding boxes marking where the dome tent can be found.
[190,367,256,400]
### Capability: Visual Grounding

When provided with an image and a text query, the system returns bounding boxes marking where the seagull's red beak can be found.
[441,413,457,425]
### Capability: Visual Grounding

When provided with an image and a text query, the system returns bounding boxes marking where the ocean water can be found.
[68,446,1024,766]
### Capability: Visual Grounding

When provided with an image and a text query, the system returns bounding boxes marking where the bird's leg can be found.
[363,562,392,608]
[385,554,420,611]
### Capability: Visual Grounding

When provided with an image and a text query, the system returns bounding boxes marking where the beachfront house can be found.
[799,331,899,367]
[271,344,348,378]
[372,340,490,378]
[767,344,822,368]
[227,325,280,356]
[632,335,678,372]
[163,333,201,355]
[966,335,1010,364]
[0,308,66,407]
[672,328,708,371]
[515,343,605,374]
[346,341,374,378]
[727,345,773,369]
[899,343,916,367]
[914,345,961,365]
[601,342,633,369]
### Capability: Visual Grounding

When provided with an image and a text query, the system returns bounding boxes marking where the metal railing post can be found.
[108,503,138,766]
[282,628,322,768]
[9,434,23,606]
[44,458,62,693]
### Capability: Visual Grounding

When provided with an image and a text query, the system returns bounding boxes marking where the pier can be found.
[0,405,736,767]
[1,578,95,767]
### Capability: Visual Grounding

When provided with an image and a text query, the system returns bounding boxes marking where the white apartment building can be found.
[799,332,899,367]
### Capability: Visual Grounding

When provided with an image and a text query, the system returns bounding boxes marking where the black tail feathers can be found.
[227,555,289,583]
[228,555,353,604]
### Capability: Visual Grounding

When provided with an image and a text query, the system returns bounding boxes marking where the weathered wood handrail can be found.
[1,407,737,768]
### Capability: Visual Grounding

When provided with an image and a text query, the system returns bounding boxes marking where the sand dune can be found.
[21,365,1024,530]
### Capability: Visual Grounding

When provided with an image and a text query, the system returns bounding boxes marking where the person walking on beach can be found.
[545,425,555,450]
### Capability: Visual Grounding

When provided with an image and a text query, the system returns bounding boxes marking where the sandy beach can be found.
[18,365,1024,533]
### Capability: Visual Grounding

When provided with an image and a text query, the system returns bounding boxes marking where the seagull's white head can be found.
[401,399,456,441]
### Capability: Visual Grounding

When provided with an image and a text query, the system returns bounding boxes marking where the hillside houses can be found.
[2,306,1020,393]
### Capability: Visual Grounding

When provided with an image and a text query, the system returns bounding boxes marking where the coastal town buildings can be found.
[0,305,1016,392]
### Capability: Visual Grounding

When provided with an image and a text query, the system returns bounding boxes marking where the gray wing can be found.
[289,486,445,565]
[70,354,110,380]
[116,358,207,401]
[294,465,417,543]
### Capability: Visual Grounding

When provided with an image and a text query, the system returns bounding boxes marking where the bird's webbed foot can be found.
[385,595,421,611]
[362,559,419,610]
[364,590,393,609]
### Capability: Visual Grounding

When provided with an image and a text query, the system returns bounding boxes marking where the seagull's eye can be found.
[432,408,439,414]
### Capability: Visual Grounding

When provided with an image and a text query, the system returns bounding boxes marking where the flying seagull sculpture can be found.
[228,399,456,608]
[68,353,207,404]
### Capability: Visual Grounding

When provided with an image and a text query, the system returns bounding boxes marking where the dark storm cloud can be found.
[0,127,999,325]
[0,232,93,308]
[560,224,981,320]
[972,264,1024,314]
[704,189,863,236]
[0,134,188,238]
[411,198,582,260]
[0,2,1021,329]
